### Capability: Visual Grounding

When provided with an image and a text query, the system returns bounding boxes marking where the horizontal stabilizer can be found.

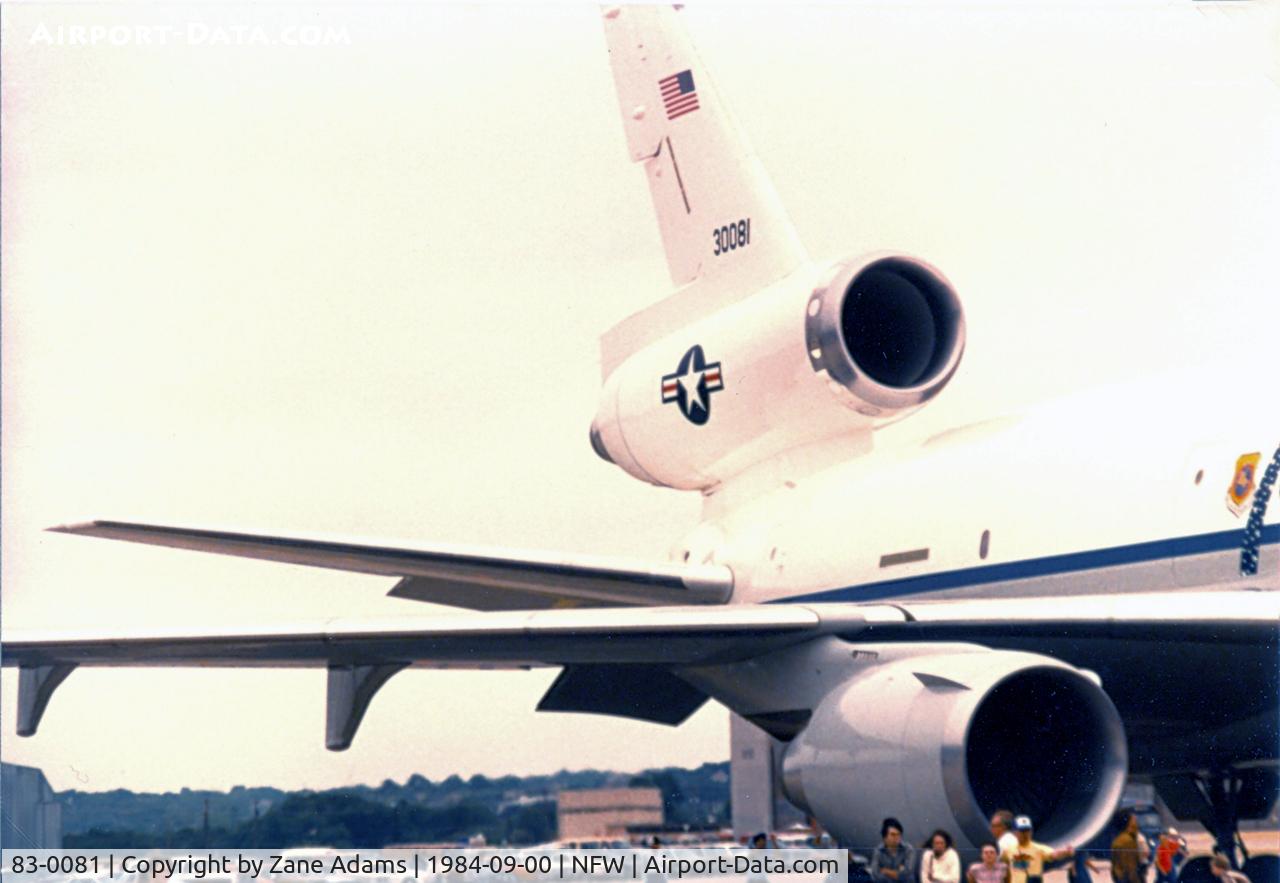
[49,520,733,610]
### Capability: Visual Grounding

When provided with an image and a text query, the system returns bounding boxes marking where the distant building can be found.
[557,787,662,840]
[1,762,63,848]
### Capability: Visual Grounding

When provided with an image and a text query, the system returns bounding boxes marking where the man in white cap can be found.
[1000,816,1073,883]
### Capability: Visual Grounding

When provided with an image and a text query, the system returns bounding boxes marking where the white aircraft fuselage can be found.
[693,403,1278,607]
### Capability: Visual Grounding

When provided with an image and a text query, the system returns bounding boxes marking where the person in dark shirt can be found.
[871,818,917,883]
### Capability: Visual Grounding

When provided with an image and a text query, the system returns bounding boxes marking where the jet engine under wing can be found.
[1,604,873,750]
[833,590,1280,779]
[47,520,733,610]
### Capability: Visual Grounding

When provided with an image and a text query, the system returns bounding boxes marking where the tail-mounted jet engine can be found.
[590,253,965,489]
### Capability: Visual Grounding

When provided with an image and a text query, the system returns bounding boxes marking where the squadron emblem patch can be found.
[1227,451,1261,517]
[661,345,723,426]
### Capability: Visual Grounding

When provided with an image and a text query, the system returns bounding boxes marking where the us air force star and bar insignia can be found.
[1227,451,1262,517]
[661,345,723,426]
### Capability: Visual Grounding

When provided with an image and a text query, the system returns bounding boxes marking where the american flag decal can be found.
[659,70,699,121]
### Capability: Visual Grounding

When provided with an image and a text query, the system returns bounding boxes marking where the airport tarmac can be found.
[1185,830,1280,854]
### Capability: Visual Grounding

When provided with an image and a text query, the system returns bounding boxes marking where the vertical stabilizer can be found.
[601,6,808,297]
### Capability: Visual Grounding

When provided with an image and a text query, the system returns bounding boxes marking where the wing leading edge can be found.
[4,591,1275,750]
[1,604,871,750]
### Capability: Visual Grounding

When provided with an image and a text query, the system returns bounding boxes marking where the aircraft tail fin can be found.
[600,6,808,371]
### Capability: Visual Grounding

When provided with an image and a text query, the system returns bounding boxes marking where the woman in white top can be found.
[922,830,962,883]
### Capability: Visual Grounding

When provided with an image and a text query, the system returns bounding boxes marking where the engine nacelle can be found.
[590,254,965,489]
[780,649,1128,849]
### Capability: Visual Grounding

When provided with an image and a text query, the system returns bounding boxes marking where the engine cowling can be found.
[805,254,965,418]
[779,649,1128,849]
[590,253,965,489]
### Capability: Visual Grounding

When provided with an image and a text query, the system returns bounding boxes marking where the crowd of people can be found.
[864,813,1071,883]
[854,811,1243,883]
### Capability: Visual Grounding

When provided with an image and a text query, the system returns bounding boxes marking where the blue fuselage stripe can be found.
[779,523,1280,604]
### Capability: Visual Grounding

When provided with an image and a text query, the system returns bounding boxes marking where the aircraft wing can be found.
[4,591,1274,751]
[7,591,1268,671]
[1,603,872,749]
[0,604,872,669]
[47,520,733,610]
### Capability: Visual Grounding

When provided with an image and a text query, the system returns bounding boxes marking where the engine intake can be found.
[965,667,1123,843]
[780,648,1127,849]
[806,255,965,414]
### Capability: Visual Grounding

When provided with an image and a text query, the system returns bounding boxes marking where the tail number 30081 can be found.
[712,218,751,256]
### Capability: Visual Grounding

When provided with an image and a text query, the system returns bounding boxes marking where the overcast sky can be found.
[2,2,1277,794]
